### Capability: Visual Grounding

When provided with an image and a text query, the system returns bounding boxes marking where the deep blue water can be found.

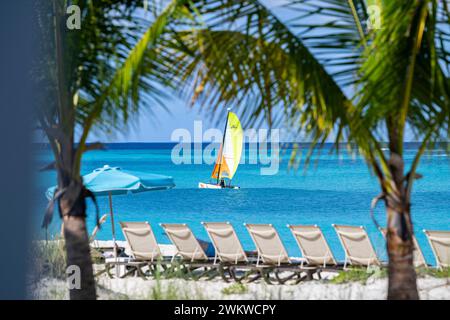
[33,143,450,264]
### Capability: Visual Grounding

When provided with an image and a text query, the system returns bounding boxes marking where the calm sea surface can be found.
[34,143,450,263]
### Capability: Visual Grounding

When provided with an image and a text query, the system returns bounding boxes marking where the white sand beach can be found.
[30,241,450,300]
[32,274,450,300]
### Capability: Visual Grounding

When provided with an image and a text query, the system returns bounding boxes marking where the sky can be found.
[90,98,213,143]
[90,0,291,143]
[86,0,422,143]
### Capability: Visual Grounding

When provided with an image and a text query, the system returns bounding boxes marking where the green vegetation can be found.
[147,280,204,300]
[331,267,450,285]
[331,267,387,285]
[90,248,106,265]
[148,261,203,281]
[417,268,450,279]
[30,240,67,281]
[222,283,248,295]
[46,286,67,300]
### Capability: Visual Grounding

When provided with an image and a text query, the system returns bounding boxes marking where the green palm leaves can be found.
[169,0,353,149]
[74,0,190,172]
[38,0,192,174]
[167,0,448,186]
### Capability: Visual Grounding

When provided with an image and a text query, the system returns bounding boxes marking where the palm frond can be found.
[357,0,449,155]
[283,0,369,89]
[73,0,191,171]
[170,0,353,151]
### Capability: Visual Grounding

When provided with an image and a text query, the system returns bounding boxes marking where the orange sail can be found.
[211,154,231,179]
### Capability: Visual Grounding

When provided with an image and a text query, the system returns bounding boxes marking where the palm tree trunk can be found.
[385,199,419,300]
[60,183,96,300]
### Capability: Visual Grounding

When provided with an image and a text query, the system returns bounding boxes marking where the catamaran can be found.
[198,110,243,189]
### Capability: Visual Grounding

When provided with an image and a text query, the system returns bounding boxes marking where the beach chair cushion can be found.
[161,223,208,261]
[245,224,290,265]
[289,225,337,266]
[203,222,247,263]
[333,224,380,266]
[120,221,161,261]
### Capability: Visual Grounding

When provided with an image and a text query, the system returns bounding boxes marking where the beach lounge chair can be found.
[202,222,263,282]
[244,223,318,284]
[121,221,162,261]
[90,214,108,245]
[332,224,381,269]
[287,224,339,269]
[160,223,217,279]
[423,229,450,270]
[99,221,168,278]
[202,222,248,265]
[379,227,427,268]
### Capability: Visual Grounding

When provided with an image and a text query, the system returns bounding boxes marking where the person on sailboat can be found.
[220,178,225,188]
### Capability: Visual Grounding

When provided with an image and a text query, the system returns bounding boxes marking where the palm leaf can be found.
[170,0,353,150]
[74,0,191,171]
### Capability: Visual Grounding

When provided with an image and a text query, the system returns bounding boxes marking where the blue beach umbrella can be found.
[46,165,175,253]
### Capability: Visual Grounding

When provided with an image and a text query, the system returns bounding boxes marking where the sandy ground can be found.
[31,241,450,300]
[31,272,450,300]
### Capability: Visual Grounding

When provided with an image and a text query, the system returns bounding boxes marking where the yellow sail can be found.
[211,112,243,180]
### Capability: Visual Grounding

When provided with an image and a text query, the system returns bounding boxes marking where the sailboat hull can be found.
[198,182,240,189]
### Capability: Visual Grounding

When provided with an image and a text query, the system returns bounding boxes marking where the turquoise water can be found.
[34,143,450,264]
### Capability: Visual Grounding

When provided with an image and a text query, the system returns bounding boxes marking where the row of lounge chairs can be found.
[97,222,450,284]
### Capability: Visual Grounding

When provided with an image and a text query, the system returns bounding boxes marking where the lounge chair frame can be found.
[97,221,172,279]
[287,224,340,271]
[423,229,450,270]
[244,223,319,284]
[333,224,381,269]
[202,221,270,283]
[160,223,219,280]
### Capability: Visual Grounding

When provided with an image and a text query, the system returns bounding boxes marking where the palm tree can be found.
[36,0,190,299]
[166,0,449,299]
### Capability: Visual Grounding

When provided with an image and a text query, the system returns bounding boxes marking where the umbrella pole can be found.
[108,192,118,275]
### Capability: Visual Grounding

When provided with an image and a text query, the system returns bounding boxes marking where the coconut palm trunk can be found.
[384,155,419,299]
[59,179,96,300]
[37,0,187,300]
[386,204,418,299]
[48,0,96,300]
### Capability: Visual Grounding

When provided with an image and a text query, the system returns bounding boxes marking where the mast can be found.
[216,109,231,185]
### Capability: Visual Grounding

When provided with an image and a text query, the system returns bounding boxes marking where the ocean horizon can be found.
[34,142,450,263]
